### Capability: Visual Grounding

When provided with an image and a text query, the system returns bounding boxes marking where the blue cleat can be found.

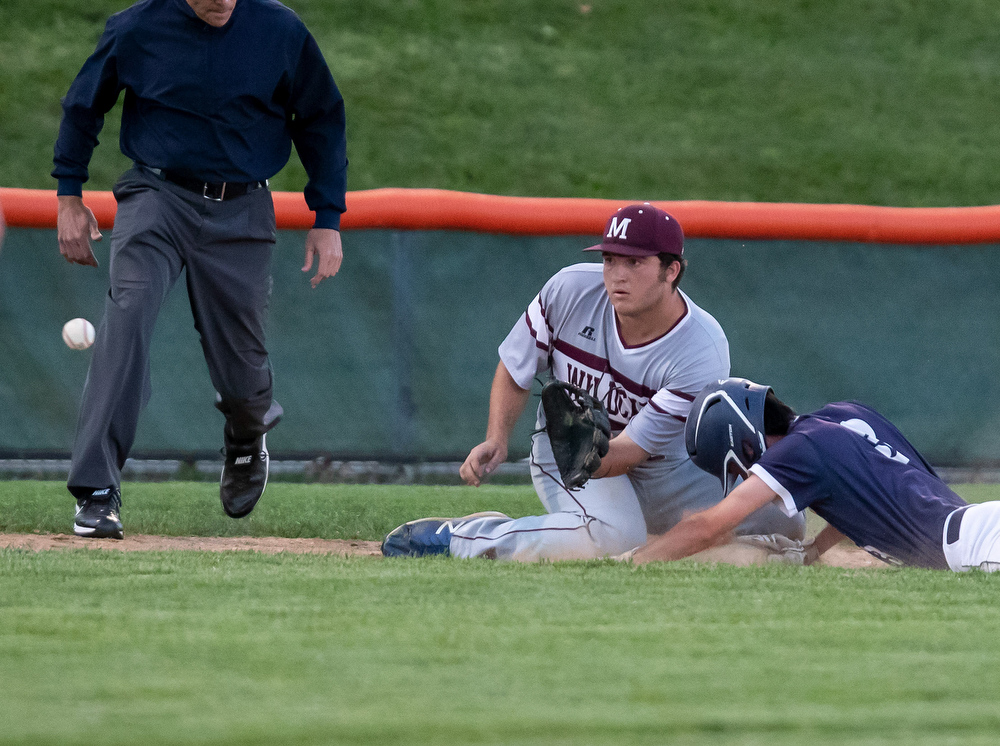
[381,512,509,557]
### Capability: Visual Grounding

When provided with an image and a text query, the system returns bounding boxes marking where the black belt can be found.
[946,505,971,545]
[146,167,267,202]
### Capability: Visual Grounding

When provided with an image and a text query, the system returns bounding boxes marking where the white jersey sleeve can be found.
[498,269,578,390]
[497,296,548,390]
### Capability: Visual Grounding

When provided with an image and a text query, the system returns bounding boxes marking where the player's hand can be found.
[57,195,101,267]
[802,538,820,565]
[302,228,342,288]
[460,439,508,487]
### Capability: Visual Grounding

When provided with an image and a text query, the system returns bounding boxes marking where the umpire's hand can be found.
[57,195,102,267]
[302,228,343,288]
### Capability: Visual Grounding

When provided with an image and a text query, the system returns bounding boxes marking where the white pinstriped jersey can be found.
[499,263,730,468]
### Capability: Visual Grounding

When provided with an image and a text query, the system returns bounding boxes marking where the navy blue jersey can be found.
[53,0,347,228]
[749,402,966,569]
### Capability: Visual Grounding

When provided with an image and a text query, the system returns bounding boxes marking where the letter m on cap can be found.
[607,217,631,239]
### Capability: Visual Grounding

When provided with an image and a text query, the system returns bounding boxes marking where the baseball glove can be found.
[540,380,611,490]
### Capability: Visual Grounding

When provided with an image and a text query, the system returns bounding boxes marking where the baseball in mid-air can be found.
[62,317,96,350]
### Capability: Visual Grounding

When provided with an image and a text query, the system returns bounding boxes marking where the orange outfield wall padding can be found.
[3,186,1000,244]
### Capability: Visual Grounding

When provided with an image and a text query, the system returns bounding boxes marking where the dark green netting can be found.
[2,227,998,465]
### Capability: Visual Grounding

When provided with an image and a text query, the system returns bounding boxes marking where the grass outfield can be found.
[2,481,1000,744]
[0,481,545,539]
[3,1,1000,205]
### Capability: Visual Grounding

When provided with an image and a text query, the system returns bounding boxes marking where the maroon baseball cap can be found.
[584,203,684,257]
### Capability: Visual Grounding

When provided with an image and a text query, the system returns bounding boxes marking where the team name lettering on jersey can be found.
[566,363,642,426]
[566,365,599,396]
[604,384,641,421]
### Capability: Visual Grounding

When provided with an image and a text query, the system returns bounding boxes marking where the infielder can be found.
[631,378,1000,571]
[383,204,805,561]
[54,0,347,539]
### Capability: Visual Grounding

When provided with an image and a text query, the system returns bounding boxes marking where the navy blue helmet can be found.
[685,378,771,496]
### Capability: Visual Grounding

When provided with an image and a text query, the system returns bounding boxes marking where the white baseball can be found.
[62,318,96,350]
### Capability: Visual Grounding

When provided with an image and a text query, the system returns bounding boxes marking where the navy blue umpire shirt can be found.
[52,0,348,229]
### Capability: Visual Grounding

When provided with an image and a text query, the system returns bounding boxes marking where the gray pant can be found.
[67,167,281,497]
[449,430,804,561]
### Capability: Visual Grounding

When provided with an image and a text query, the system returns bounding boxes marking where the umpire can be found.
[53,0,348,539]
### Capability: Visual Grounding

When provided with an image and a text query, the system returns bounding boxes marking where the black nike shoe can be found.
[220,433,269,518]
[74,487,124,540]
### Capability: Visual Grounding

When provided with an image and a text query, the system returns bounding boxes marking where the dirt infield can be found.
[817,544,887,568]
[0,533,383,556]
[0,533,883,567]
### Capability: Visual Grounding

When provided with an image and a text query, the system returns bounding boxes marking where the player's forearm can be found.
[484,362,531,445]
[593,434,649,479]
[632,478,778,564]
[806,523,846,564]
[632,512,725,564]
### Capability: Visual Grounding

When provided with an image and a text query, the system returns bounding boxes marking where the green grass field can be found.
[3,0,1000,205]
[3,481,1000,744]
[3,0,1000,742]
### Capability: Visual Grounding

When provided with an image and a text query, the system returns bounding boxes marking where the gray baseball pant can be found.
[67,166,281,497]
